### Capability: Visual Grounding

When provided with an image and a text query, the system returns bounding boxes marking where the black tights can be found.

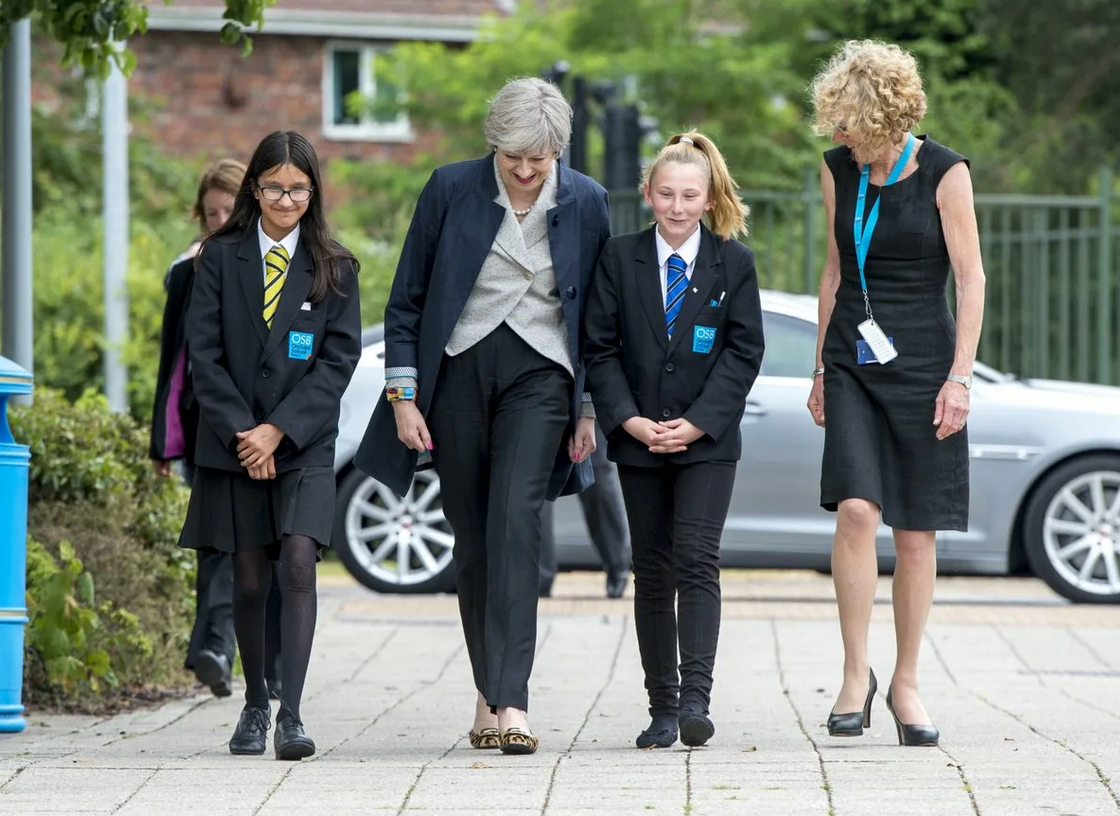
[233,535,318,718]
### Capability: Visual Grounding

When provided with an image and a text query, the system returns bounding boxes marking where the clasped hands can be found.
[236,423,285,480]
[622,416,703,454]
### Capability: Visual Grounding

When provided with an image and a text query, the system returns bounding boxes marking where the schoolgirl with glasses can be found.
[179,131,361,760]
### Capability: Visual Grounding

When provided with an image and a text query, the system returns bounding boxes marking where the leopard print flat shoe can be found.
[499,727,538,755]
[468,727,500,749]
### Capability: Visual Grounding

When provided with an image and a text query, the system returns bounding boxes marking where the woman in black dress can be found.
[180,131,362,760]
[807,40,985,746]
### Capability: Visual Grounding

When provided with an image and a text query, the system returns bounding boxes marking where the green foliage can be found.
[13,391,194,709]
[30,208,194,422]
[23,538,150,696]
[0,0,276,77]
[370,0,816,190]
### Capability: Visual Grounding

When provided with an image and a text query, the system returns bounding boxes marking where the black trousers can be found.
[183,466,281,681]
[539,425,630,591]
[617,460,735,717]
[427,324,572,711]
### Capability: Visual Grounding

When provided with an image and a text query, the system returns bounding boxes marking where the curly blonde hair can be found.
[810,40,927,164]
[641,130,750,240]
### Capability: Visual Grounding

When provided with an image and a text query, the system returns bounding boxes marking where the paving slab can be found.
[2,570,1119,816]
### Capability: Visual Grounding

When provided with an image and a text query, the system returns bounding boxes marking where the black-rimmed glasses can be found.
[256,181,314,203]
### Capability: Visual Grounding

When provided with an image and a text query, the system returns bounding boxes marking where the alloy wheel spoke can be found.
[1102,543,1120,592]
[355,498,392,521]
[410,538,440,573]
[1046,518,1091,536]
[397,534,412,579]
[368,533,399,562]
[1060,488,1095,523]
[1077,546,1102,585]
[1089,474,1108,517]
[353,522,395,543]
[1108,482,1120,521]
[411,479,441,514]
[417,526,454,551]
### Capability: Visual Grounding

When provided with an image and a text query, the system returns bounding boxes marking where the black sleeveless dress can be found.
[820,136,969,532]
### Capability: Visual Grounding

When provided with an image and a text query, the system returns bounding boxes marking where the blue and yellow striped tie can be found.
[263,245,290,329]
[665,253,688,339]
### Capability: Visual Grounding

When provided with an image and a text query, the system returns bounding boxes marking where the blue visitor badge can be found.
[288,330,314,361]
[693,325,716,354]
[856,337,893,365]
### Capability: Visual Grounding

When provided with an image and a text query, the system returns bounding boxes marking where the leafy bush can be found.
[23,538,151,700]
[30,207,195,423]
[11,389,194,710]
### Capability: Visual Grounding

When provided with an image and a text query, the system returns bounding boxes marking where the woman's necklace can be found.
[512,203,533,217]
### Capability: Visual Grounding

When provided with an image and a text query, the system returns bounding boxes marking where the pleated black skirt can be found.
[178,465,336,560]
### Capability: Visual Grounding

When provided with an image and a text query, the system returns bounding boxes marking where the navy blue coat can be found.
[354,155,611,499]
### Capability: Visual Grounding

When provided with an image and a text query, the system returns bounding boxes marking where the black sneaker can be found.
[274,706,316,761]
[229,706,270,755]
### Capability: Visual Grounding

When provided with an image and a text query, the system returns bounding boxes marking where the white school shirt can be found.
[654,224,701,304]
[257,220,301,285]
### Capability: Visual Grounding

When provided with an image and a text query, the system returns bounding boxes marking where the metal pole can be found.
[803,165,818,294]
[102,51,130,413]
[1098,165,1112,384]
[1,19,35,403]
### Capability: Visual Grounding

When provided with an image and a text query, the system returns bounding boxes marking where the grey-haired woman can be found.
[355,77,612,754]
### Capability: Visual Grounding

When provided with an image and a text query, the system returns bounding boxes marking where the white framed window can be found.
[322,41,412,142]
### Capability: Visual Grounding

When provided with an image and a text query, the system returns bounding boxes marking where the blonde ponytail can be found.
[641,130,749,240]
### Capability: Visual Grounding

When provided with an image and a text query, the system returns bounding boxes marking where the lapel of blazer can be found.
[633,227,669,351]
[263,239,315,358]
[546,162,579,304]
[455,157,507,301]
[492,210,535,273]
[666,225,722,357]
[236,230,270,347]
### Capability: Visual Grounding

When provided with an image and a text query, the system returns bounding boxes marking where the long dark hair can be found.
[204,131,358,301]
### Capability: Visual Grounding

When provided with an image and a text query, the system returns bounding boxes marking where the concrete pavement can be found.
[2,571,1119,816]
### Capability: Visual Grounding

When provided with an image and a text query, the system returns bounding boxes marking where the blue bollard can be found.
[0,356,33,734]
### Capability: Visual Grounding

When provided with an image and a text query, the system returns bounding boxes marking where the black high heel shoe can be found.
[885,688,940,747]
[827,668,877,737]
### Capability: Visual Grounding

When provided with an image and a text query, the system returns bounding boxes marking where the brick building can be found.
[34,0,511,166]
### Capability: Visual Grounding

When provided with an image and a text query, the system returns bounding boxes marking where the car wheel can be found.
[1023,454,1120,604]
[332,468,456,594]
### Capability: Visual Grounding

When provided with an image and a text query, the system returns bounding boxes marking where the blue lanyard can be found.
[853,133,916,299]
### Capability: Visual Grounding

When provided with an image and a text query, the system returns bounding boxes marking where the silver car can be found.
[332,291,1120,604]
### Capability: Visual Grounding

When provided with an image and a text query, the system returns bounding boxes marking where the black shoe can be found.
[678,711,715,747]
[229,706,270,755]
[606,571,628,599]
[635,712,678,749]
[885,688,940,747]
[267,677,282,701]
[827,668,877,737]
[274,707,316,761]
[194,649,232,697]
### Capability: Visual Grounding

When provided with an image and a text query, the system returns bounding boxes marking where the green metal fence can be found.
[609,167,1120,385]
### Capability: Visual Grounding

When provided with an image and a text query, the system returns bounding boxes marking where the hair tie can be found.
[679,136,695,146]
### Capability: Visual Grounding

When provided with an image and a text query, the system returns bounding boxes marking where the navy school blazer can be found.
[186,227,362,473]
[354,154,612,499]
[583,223,765,467]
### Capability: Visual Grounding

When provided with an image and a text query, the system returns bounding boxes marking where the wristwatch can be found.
[946,373,972,390]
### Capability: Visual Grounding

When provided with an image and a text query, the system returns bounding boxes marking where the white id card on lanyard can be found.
[852,133,915,365]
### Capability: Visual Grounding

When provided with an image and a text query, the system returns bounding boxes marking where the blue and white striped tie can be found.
[665,253,688,339]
